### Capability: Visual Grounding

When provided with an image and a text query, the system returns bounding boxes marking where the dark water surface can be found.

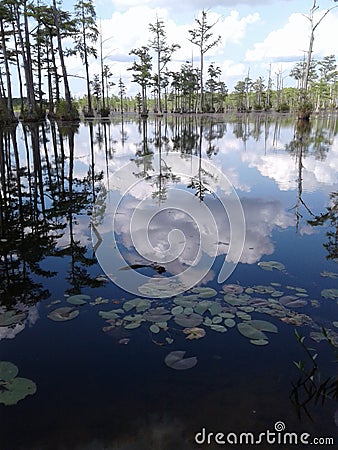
[0,114,337,449]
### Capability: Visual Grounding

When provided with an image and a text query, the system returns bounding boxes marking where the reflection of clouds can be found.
[242,144,338,193]
[55,216,91,249]
[105,184,294,270]
[239,198,295,263]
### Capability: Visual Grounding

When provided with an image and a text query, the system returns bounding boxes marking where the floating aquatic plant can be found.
[0,361,36,406]
[47,307,79,322]
[222,284,244,294]
[321,289,338,300]
[123,298,151,312]
[258,261,285,271]
[183,327,206,340]
[279,296,307,308]
[66,294,90,306]
[164,351,197,370]
[174,312,203,328]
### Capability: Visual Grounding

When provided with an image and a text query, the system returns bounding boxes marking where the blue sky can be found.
[61,0,338,97]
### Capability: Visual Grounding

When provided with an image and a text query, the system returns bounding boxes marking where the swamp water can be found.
[0,114,337,449]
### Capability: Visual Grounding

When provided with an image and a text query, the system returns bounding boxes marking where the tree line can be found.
[0,1,337,123]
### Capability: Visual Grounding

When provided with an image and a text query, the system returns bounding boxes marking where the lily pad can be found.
[174,313,203,327]
[208,303,223,316]
[222,284,244,294]
[321,289,338,299]
[0,377,37,406]
[248,320,278,333]
[183,327,206,340]
[66,294,90,306]
[124,322,142,329]
[143,308,172,323]
[149,324,160,334]
[0,362,18,381]
[237,322,267,340]
[47,307,79,322]
[258,260,285,271]
[321,271,338,279]
[174,296,197,308]
[171,305,183,315]
[0,310,27,327]
[123,298,151,313]
[210,324,227,332]
[279,296,307,308]
[164,351,197,370]
[212,316,223,324]
[250,339,269,346]
[224,318,236,328]
[191,287,217,298]
[98,310,121,320]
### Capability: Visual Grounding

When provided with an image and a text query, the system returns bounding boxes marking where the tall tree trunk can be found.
[52,0,76,119]
[0,18,16,121]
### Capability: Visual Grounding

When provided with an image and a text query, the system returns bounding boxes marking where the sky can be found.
[62,0,338,97]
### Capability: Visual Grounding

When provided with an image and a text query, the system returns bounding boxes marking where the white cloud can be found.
[246,9,338,63]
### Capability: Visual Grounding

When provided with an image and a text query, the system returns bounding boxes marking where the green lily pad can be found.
[237,322,267,340]
[250,339,269,346]
[0,310,27,327]
[252,285,276,295]
[171,306,184,315]
[224,294,247,306]
[149,324,160,334]
[123,298,151,312]
[173,296,197,308]
[204,317,213,326]
[258,261,285,271]
[184,307,194,315]
[124,322,141,329]
[47,307,79,322]
[248,320,278,333]
[191,287,217,298]
[279,296,307,308]
[143,308,172,322]
[219,312,235,319]
[210,324,227,332]
[0,377,37,406]
[321,271,338,279]
[321,289,338,299]
[164,351,197,370]
[208,303,223,316]
[236,312,251,320]
[222,284,244,294]
[224,318,236,328]
[212,316,223,324]
[0,362,18,381]
[174,313,203,327]
[165,337,174,344]
[98,310,121,320]
[66,294,90,306]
